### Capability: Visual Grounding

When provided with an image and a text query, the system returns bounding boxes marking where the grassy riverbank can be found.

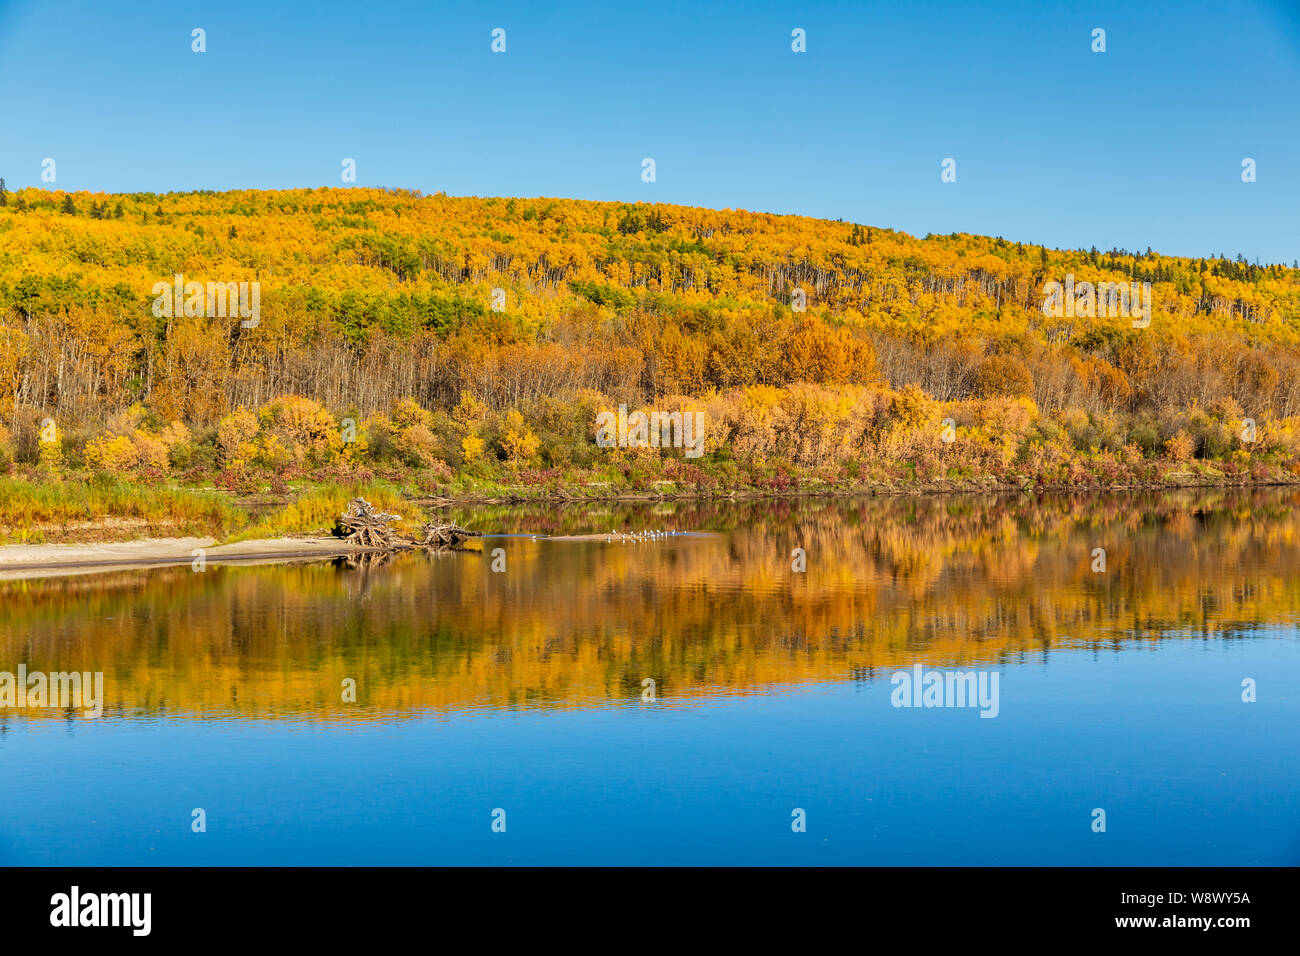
[3,455,1299,547]
[0,477,412,545]
[0,476,237,544]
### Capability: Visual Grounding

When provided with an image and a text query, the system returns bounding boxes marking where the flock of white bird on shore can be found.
[606,529,675,543]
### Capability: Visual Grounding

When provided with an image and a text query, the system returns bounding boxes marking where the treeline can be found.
[0,185,1298,484]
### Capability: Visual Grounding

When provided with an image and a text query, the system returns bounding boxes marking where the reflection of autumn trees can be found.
[3,489,1299,720]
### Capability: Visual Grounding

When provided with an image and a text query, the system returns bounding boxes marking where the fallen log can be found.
[421,521,482,550]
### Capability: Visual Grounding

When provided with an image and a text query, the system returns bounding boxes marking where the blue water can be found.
[3,636,1295,866]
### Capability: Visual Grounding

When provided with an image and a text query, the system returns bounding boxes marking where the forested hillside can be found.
[2,183,1299,499]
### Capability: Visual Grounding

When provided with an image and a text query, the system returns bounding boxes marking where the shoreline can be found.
[415,474,1300,505]
[4,478,1299,579]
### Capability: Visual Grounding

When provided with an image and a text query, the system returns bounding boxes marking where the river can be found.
[1,490,1297,864]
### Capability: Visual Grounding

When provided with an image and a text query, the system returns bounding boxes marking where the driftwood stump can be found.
[421,521,482,551]
[338,498,402,550]
[336,498,482,553]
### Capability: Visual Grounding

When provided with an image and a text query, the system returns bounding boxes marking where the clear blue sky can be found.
[1,0,1297,263]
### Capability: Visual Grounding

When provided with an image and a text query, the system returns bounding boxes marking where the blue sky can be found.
[1,0,1297,263]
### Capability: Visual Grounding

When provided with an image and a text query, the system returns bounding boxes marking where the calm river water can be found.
[1,490,1298,865]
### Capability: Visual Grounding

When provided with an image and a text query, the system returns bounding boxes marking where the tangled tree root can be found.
[337,498,482,553]
[337,498,403,550]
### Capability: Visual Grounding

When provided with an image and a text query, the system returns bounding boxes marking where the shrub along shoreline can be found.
[4,383,1300,546]
[1,437,1296,548]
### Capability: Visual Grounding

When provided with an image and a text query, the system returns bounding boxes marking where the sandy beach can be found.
[0,536,359,580]
[0,531,724,579]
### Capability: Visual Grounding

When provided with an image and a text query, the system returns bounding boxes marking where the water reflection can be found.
[2,488,1298,721]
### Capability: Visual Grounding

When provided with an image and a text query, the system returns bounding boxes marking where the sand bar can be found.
[0,536,358,580]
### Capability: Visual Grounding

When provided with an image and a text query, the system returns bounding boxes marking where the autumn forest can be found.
[3,182,1300,521]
